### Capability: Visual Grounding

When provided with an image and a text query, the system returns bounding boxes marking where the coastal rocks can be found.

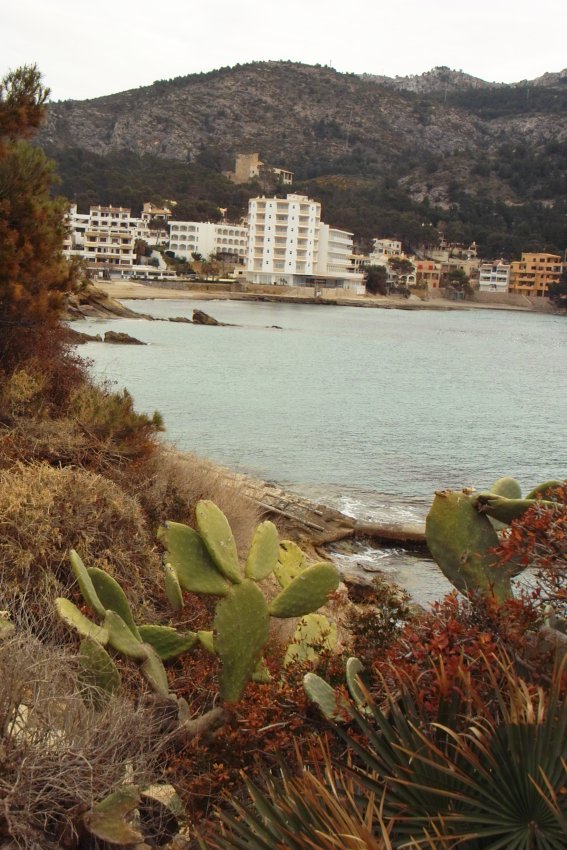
[192,309,220,326]
[104,331,146,345]
[169,316,192,323]
[65,328,102,345]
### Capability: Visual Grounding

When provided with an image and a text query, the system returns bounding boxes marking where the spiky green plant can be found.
[201,740,398,850]
[333,655,567,849]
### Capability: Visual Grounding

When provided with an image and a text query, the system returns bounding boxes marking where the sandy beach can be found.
[97,279,536,312]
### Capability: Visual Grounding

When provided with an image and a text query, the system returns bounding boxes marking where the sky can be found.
[1,0,566,102]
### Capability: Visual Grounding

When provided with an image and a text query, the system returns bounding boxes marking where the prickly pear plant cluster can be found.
[426,476,562,602]
[56,550,198,698]
[159,501,340,701]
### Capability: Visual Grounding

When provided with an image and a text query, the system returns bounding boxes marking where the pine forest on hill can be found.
[38,61,567,257]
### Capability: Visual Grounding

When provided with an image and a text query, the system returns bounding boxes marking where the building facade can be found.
[414,260,442,289]
[168,221,248,261]
[509,253,563,297]
[245,194,363,291]
[478,262,511,293]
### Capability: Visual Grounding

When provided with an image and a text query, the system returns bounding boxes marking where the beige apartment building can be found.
[83,206,137,276]
[509,252,562,297]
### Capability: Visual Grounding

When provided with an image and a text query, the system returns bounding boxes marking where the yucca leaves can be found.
[334,655,567,849]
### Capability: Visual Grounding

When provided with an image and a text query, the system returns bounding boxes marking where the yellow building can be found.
[509,252,562,298]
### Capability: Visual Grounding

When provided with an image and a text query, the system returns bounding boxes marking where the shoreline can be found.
[95,280,539,314]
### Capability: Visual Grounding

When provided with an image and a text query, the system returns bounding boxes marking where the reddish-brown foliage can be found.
[495,482,567,611]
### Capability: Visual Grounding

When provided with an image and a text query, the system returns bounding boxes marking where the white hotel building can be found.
[168,221,248,261]
[245,194,364,292]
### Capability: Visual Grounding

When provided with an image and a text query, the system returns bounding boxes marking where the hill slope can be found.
[38,61,567,255]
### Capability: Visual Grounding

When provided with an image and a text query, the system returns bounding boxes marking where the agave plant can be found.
[200,740,400,850]
[334,654,567,849]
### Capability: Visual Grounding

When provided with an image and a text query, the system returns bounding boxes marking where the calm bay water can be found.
[74,299,566,603]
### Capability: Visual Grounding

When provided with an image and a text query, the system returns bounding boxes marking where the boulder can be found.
[103,331,146,345]
[192,309,220,326]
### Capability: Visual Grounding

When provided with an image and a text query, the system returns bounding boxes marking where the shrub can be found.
[0,627,163,849]
[67,382,163,463]
[0,462,162,625]
[496,481,567,615]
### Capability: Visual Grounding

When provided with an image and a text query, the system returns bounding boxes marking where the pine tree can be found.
[0,65,78,369]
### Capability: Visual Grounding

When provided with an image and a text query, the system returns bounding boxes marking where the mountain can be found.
[37,61,567,256]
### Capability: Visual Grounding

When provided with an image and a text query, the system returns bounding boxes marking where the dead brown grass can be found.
[134,446,261,557]
[0,462,163,623]
[0,627,164,850]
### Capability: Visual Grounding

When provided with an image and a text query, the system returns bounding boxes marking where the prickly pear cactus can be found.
[163,562,183,612]
[138,625,198,660]
[78,637,121,705]
[56,598,110,644]
[303,672,349,721]
[274,540,308,587]
[426,490,511,602]
[284,613,337,667]
[83,786,143,846]
[214,580,270,702]
[245,521,279,581]
[158,501,341,703]
[196,499,242,584]
[269,562,340,618]
[88,568,141,639]
[157,521,229,596]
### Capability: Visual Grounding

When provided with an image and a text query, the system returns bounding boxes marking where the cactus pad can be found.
[274,540,307,587]
[214,580,270,701]
[303,672,348,721]
[268,561,340,618]
[138,625,198,660]
[163,563,183,612]
[158,521,229,595]
[78,637,121,703]
[284,613,337,667]
[56,598,109,644]
[84,786,142,846]
[196,500,242,584]
[197,630,215,653]
[103,611,149,660]
[488,477,522,499]
[525,480,564,500]
[426,491,510,601]
[245,520,279,581]
[473,493,556,525]
[88,568,141,640]
[69,550,106,618]
[141,645,169,696]
[345,656,370,714]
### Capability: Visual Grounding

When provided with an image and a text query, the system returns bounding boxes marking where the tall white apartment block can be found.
[478,261,511,293]
[246,194,321,285]
[168,221,248,260]
[317,225,365,293]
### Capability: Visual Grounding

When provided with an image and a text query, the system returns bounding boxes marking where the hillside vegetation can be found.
[37,61,567,256]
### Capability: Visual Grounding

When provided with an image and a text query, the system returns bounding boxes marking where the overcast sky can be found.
[1,0,566,101]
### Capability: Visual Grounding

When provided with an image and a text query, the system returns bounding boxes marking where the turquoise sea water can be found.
[73,299,566,603]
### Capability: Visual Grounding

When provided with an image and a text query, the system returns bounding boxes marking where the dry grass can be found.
[0,462,163,624]
[136,446,261,557]
[0,626,164,850]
